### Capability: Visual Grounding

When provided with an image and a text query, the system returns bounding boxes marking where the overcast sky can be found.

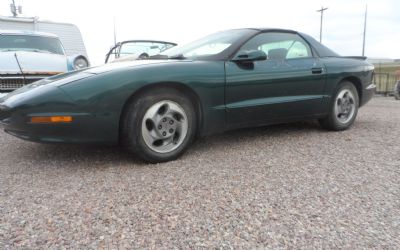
[1,0,399,65]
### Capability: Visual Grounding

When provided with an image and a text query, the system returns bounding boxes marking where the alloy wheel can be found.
[141,100,188,153]
[334,89,356,124]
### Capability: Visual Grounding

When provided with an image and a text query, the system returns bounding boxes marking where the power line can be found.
[317,7,328,43]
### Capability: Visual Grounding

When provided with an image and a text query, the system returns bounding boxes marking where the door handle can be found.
[311,67,323,74]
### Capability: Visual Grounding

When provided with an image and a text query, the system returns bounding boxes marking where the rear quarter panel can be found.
[320,57,374,108]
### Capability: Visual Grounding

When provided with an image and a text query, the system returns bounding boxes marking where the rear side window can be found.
[286,41,310,59]
[239,32,312,60]
[300,33,340,57]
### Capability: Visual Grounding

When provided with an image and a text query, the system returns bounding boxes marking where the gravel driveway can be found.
[1,96,399,249]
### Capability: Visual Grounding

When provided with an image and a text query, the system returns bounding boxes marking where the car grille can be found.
[0,76,44,91]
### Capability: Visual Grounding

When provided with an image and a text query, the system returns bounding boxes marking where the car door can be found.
[225,32,326,127]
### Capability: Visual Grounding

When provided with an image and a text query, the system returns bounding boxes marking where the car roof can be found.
[239,27,298,33]
[249,28,340,57]
[0,29,59,38]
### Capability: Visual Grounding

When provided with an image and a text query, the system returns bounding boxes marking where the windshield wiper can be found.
[147,54,169,60]
[0,49,19,52]
[0,48,54,54]
[168,54,186,60]
[145,54,186,60]
[32,49,54,54]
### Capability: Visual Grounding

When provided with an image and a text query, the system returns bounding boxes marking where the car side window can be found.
[239,32,312,61]
[119,42,151,57]
[286,41,310,59]
[119,42,176,58]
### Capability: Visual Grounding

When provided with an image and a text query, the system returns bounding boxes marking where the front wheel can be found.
[121,88,197,163]
[319,81,359,131]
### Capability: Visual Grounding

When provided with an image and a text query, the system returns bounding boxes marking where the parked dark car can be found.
[0,28,375,163]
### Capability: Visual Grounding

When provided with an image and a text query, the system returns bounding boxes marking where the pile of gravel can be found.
[0,97,399,248]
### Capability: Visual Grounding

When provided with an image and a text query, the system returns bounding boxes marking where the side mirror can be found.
[232,50,267,62]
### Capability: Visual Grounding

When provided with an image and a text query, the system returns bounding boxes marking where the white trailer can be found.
[0,16,88,58]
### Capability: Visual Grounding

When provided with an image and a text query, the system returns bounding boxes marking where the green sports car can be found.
[0,28,375,163]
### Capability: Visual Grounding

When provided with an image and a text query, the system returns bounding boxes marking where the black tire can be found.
[319,81,359,131]
[121,88,197,163]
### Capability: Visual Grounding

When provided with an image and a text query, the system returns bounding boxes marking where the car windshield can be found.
[160,29,253,59]
[0,35,65,55]
[119,42,175,57]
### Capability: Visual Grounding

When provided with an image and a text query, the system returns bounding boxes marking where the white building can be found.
[0,16,88,59]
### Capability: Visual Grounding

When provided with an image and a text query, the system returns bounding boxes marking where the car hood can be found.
[0,59,189,105]
[85,59,177,74]
[0,51,68,75]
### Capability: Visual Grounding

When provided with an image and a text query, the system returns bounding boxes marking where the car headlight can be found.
[73,57,89,70]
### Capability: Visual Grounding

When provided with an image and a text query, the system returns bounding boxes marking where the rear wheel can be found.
[121,88,197,163]
[319,81,359,131]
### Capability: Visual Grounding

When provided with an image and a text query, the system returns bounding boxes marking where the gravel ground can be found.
[0,96,399,249]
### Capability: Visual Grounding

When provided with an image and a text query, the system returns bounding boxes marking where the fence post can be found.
[386,74,390,96]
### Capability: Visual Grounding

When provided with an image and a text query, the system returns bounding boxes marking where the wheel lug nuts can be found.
[169,129,174,133]
[169,120,174,125]
[158,125,162,130]
[162,118,167,122]
[162,132,167,136]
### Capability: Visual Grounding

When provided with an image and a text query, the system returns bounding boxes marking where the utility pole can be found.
[362,5,367,56]
[10,0,17,17]
[317,7,328,43]
[10,0,22,17]
[113,17,117,46]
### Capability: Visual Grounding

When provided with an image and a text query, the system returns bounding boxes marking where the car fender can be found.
[321,57,373,105]
[59,61,226,139]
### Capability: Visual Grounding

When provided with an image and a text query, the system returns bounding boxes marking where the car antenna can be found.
[14,53,26,85]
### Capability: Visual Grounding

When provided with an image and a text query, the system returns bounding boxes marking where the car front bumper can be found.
[0,110,118,145]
